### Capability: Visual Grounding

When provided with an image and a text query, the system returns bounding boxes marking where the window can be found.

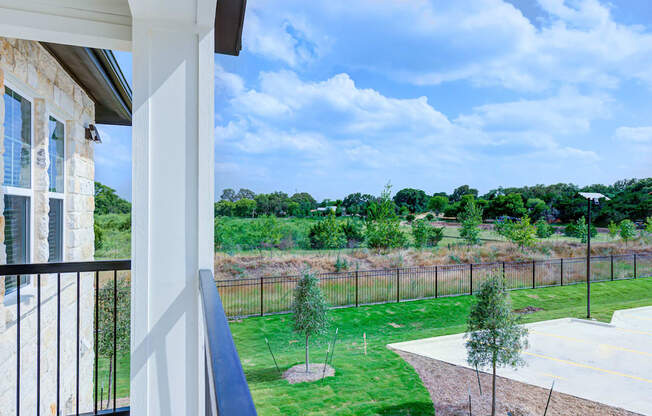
[4,195,30,293]
[48,198,63,262]
[3,87,31,189]
[48,116,64,193]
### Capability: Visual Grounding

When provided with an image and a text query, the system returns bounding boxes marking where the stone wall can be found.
[0,37,96,415]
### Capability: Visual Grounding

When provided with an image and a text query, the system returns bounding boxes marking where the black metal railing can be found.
[1,260,131,416]
[199,269,257,416]
[216,252,652,317]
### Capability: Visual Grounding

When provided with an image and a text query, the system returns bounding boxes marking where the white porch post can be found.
[129,1,215,415]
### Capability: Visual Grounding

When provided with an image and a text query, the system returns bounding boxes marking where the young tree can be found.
[535,219,554,238]
[466,276,528,416]
[607,220,619,238]
[645,216,652,234]
[458,200,483,245]
[98,278,130,406]
[292,271,328,373]
[411,220,444,248]
[619,219,637,246]
[365,184,407,249]
[508,216,537,250]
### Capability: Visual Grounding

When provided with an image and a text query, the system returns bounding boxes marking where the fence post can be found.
[355,271,359,307]
[470,264,473,295]
[634,254,637,279]
[560,258,563,286]
[260,277,264,317]
[435,266,438,298]
[532,260,536,289]
[502,261,505,278]
[396,269,400,303]
[610,255,614,281]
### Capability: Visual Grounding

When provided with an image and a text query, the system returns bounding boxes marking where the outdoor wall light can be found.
[85,124,102,143]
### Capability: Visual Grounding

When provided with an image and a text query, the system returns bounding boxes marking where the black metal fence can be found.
[216,252,652,318]
[1,260,131,416]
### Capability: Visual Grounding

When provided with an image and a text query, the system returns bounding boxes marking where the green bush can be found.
[94,222,104,250]
[406,214,415,222]
[411,220,444,248]
[340,219,364,247]
[535,219,554,238]
[308,215,346,249]
[426,213,434,221]
[508,216,537,249]
[608,221,619,238]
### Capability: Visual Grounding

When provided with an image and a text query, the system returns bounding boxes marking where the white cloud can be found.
[614,126,652,143]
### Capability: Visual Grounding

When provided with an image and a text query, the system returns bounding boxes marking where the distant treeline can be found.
[216,178,651,226]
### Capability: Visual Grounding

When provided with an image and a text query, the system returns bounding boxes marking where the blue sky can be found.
[96,0,652,201]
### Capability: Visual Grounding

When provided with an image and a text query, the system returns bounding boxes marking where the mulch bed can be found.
[392,349,641,416]
[282,363,334,384]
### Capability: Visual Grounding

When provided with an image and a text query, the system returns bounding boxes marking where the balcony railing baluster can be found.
[0,260,130,416]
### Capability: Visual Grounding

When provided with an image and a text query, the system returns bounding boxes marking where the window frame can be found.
[46,112,66,262]
[3,80,35,267]
[47,113,66,197]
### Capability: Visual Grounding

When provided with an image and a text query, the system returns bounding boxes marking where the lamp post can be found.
[578,192,610,319]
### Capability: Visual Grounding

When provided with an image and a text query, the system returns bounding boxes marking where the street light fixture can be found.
[578,192,610,319]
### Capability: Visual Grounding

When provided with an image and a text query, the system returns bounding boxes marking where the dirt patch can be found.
[388,322,404,328]
[513,306,544,315]
[392,349,640,416]
[282,363,335,384]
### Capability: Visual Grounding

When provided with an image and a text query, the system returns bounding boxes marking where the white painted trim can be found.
[46,112,66,262]
[3,79,36,265]
[0,3,132,51]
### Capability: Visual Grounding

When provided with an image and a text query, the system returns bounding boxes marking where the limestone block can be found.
[0,39,14,68]
[27,63,38,89]
[37,48,58,82]
[12,49,27,82]
[55,69,74,96]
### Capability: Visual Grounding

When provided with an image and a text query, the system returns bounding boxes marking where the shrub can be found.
[334,255,349,272]
[425,213,434,221]
[535,219,554,238]
[308,214,346,249]
[340,219,364,247]
[94,222,104,250]
[508,216,537,249]
[608,220,619,238]
[406,214,415,222]
[411,220,445,248]
[494,216,514,239]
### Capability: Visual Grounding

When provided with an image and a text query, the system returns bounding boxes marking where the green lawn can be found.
[231,278,652,416]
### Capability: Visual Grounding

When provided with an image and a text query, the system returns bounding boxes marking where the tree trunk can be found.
[305,333,310,373]
[492,359,496,416]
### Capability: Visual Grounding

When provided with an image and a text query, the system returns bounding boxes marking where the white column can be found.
[129,2,215,414]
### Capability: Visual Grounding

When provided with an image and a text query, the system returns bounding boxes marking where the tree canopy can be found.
[94,182,131,215]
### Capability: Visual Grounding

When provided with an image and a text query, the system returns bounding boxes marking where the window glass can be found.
[4,195,30,293]
[48,198,63,262]
[48,116,64,193]
[3,87,31,188]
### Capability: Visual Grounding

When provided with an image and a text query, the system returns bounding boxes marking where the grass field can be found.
[230,278,652,416]
[103,277,652,413]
